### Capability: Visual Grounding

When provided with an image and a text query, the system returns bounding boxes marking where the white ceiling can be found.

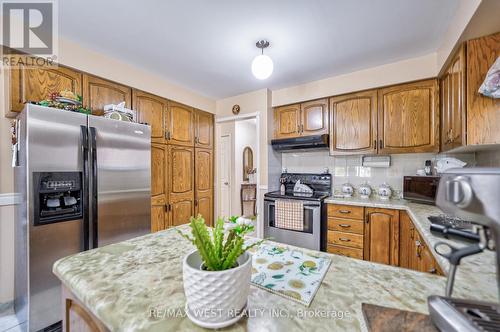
[59,0,459,99]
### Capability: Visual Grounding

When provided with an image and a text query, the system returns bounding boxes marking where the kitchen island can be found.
[53,220,496,332]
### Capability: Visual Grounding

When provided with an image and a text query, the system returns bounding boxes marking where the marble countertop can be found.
[54,222,497,332]
[324,196,499,303]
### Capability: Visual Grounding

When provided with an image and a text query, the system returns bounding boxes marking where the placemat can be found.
[250,244,331,306]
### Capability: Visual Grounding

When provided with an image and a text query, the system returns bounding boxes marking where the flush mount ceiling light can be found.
[251,40,273,80]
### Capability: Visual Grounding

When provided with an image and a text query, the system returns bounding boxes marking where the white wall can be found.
[234,119,257,216]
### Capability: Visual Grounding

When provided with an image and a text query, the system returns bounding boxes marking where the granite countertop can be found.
[54,222,496,332]
[324,196,499,303]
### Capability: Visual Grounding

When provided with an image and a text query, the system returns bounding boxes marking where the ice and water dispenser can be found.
[33,172,83,226]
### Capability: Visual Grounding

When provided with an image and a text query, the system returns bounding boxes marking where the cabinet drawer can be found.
[327,230,364,249]
[328,217,364,234]
[327,244,363,259]
[328,204,364,220]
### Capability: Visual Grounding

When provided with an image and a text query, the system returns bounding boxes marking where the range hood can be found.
[271,134,329,151]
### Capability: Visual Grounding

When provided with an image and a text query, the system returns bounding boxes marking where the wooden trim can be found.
[63,285,109,332]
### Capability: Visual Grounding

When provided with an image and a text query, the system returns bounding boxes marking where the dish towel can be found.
[275,199,304,231]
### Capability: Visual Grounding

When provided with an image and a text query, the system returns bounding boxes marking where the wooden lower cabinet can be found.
[364,208,400,266]
[194,148,213,226]
[150,144,168,232]
[327,244,363,259]
[400,211,443,275]
[63,286,108,332]
[168,145,195,226]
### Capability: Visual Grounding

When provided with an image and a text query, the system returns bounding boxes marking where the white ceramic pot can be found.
[378,183,392,200]
[359,183,372,199]
[183,250,252,328]
[341,183,354,197]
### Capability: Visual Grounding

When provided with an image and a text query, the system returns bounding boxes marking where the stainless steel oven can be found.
[264,198,322,250]
[263,173,331,251]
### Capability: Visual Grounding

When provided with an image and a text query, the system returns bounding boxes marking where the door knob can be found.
[445,176,473,208]
[224,182,229,185]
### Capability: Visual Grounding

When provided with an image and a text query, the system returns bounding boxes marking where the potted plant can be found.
[177,215,263,328]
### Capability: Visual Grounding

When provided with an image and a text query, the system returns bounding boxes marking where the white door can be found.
[219,135,231,218]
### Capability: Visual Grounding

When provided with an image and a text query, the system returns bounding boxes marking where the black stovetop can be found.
[264,190,329,201]
[264,172,332,202]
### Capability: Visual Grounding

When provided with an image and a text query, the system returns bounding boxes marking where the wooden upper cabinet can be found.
[364,208,399,266]
[377,79,439,154]
[330,90,377,155]
[133,90,168,144]
[151,144,168,232]
[274,104,301,139]
[440,45,466,152]
[168,145,194,226]
[9,58,82,115]
[300,99,329,136]
[167,102,194,146]
[195,110,214,149]
[195,148,213,226]
[83,74,131,116]
[466,32,500,145]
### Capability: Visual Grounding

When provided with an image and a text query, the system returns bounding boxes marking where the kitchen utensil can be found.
[425,160,432,175]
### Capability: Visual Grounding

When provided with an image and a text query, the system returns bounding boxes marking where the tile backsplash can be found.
[281,151,476,195]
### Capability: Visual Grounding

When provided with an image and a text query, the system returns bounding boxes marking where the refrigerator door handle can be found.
[80,126,90,251]
[90,127,98,249]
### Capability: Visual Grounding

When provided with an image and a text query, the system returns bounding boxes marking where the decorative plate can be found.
[232,104,240,115]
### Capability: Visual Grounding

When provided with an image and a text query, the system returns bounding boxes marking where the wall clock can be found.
[232,104,240,115]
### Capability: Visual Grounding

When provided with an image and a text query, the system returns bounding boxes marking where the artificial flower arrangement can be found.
[177,215,262,271]
[36,90,91,114]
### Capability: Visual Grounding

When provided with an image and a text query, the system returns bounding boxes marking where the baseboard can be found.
[0,300,13,315]
[0,193,20,206]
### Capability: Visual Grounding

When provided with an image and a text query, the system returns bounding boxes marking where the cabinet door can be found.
[414,232,443,275]
[330,90,377,155]
[83,74,132,116]
[441,45,466,151]
[378,79,439,154]
[364,208,399,266]
[167,102,194,146]
[195,110,214,149]
[467,32,500,145]
[168,146,194,226]
[9,57,82,115]
[300,99,329,136]
[274,104,301,139]
[133,90,168,144]
[151,144,168,231]
[195,148,213,226]
[399,211,416,269]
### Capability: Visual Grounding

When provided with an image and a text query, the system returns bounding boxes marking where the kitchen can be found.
[1,1,500,331]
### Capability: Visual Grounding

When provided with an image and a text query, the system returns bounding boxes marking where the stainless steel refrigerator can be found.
[14,104,151,331]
